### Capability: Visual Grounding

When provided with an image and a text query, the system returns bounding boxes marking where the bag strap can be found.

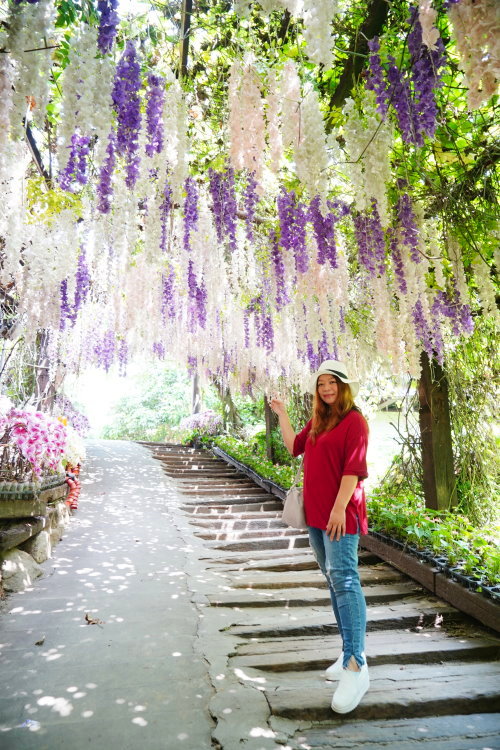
[291,454,304,488]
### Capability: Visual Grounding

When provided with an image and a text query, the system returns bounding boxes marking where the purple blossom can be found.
[386,57,420,145]
[353,204,386,278]
[97,129,116,214]
[407,7,445,140]
[183,177,198,253]
[112,41,142,189]
[397,192,420,262]
[152,341,166,360]
[277,188,308,275]
[74,247,91,318]
[243,309,251,348]
[270,230,289,310]
[187,355,197,378]
[145,73,165,157]
[309,196,337,268]
[161,267,176,321]
[367,37,389,117]
[95,330,115,372]
[97,0,119,55]
[208,168,237,252]
[59,279,71,331]
[261,311,274,353]
[412,298,434,358]
[388,227,407,293]
[59,133,90,192]
[243,171,259,243]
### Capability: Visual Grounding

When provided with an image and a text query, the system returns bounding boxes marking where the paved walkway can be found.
[0,440,215,750]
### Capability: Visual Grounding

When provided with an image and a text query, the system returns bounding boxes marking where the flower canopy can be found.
[0,0,498,396]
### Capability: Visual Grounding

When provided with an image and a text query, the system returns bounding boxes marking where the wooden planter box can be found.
[361,533,500,634]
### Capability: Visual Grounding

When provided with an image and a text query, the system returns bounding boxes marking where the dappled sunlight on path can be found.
[0,440,214,750]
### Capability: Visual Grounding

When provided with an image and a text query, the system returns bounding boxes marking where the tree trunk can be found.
[264,396,278,462]
[418,352,457,511]
[34,330,65,412]
[192,373,201,414]
[213,378,242,433]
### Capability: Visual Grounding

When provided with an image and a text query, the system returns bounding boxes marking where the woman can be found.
[270,359,369,714]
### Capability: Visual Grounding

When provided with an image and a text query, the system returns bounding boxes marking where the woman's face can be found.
[317,374,339,405]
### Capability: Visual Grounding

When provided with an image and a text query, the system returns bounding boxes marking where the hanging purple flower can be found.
[152,341,166,360]
[145,74,165,157]
[112,41,142,189]
[388,227,407,294]
[59,133,90,192]
[161,266,176,321]
[195,280,208,329]
[243,309,251,349]
[369,199,386,275]
[187,355,197,377]
[339,306,346,333]
[367,37,389,118]
[59,279,71,331]
[412,298,434,358]
[397,192,420,263]
[270,230,289,310]
[97,129,116,214]
[74,247,91,318]
[183,177,198,253]
[97,0,119,55]
[386,57,420,145]
[353,213,375,276]
[95,330,115,372]
[309,196,337,268]
[277,188,308,275]
[208,168,237,252]
[407,7,445,141]
[243,171,259,243]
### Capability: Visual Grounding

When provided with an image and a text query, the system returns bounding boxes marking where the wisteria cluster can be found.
[277,189,308,274]
[159,179,173,253]
[112,41,142,189]
[397,192,420,263]
[353,200,386,277]
[145,73,165,157]
[208,168,237,252]
[183,177,199,253]
[179,409,223,436]
[54,395,91,437]
[309,196,337,268]
[243,171,259,242]
[97,0,119,55]
[97,129,116,214]
[59,133,90,192]
[270,231,289,310]
[367,8,446,147]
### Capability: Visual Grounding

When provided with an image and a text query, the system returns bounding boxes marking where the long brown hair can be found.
[309,378,357,444]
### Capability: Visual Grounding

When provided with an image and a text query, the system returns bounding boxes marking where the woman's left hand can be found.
[327,506,346,541]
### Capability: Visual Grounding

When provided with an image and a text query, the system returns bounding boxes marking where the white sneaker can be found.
[324,652,344,680]
[325,652,365,681]
[331,662,369,714]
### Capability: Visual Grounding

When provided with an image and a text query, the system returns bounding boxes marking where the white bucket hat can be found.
[309,360,360,397]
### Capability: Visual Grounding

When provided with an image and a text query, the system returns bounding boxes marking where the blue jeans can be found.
[308,526,367,668]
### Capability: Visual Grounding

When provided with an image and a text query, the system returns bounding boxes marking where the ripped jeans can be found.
[308,526,367,668]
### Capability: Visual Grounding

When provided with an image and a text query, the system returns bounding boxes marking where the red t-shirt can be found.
[292,409,369,534]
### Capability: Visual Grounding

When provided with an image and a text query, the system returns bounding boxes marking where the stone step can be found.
[228,597,463,638]
[195,526,299,541]
[191,517,289,531]
[177,486,269,496]
[295,713,500,750]
[227,565,405,589]
[209,535,310,552]
[233,626,500,671]
[207,581,423,608]
[181,501,284,514]
[180,496,280,508]
[262,661,500,721]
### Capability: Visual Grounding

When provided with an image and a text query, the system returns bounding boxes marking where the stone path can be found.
[147,442,500,750]
[0,440,215,750]
[1,440,499,750]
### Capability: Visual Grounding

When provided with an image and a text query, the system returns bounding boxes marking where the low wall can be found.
[0,481,70,595]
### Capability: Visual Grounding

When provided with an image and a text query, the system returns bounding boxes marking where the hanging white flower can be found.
[295,85,329,200]
[302,0,336,69]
